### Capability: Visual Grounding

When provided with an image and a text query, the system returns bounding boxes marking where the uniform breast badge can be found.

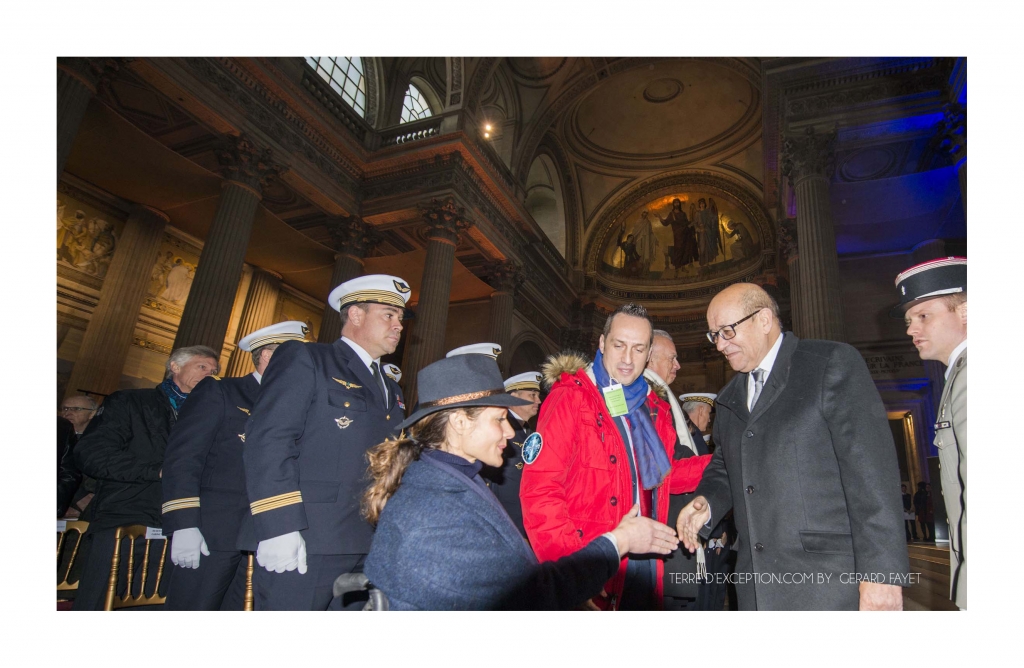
[237,406,250,415]
[238,433,245,442]
[335,416,354,429]
[333,378,362,390]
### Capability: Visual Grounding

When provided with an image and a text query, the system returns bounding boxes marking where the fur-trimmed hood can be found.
[541,351,591,389]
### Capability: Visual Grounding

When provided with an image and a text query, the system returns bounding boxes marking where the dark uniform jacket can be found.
[58,417,81,517]
[161,373,260,550]
[74,387,175,533]
[481,410,529,537]
[695,333,909,610]
[242,339,404,555]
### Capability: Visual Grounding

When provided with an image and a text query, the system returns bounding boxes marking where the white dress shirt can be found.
[747,331,784,411]
[945,338,968,381]
[253,371,262,384]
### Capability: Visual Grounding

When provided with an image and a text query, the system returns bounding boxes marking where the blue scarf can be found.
[592,349,672,490]
[159,377,188,414]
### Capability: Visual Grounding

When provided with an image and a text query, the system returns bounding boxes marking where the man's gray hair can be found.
[652,329,673,343]
[682,401,704,415]
[602,302,654,345]
[65,394,97,410]
[166,345,220,377]
[251,343,280,368]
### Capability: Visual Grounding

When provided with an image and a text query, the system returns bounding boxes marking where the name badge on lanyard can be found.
[602,383,629,417]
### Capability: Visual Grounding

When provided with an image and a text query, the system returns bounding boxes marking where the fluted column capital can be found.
[935,102,966,164]
[215,134,284,197]
[325,215,382,260]
[419,196,472,246]
[485,260,523,295]
[782,127,837,185]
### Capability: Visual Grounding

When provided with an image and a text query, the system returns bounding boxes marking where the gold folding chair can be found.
[244,553,255,611]
[103,524,170,610]
[57,520,89,600]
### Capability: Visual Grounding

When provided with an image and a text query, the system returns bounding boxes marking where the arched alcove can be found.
[508,339,547,376]
[525,153,567,258]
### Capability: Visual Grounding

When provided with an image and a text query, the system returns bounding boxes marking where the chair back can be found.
[104,524,169,610]
[57,520,89,598]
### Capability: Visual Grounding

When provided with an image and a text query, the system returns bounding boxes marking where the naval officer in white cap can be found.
[480,371,543,537]
[242,275,410,610]
[446,342,502,359]
[162,321,308,610]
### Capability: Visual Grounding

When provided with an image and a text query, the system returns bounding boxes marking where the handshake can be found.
[674,495,712,553]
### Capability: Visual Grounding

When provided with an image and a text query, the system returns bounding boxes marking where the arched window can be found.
[305,57,366,118]
[400,83,433,124]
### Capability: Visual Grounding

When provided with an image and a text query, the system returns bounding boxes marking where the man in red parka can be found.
[521,303,711,610]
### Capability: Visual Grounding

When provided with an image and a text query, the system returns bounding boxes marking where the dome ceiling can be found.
[566,60,759,167]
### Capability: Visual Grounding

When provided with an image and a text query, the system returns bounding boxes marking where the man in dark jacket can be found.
[677,283,909,610]
[162,322,307,610]
[57,417,80,518]
[71,345,219,610]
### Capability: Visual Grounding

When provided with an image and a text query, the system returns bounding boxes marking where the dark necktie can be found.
[370,361,389,409]
[749,368,765,410]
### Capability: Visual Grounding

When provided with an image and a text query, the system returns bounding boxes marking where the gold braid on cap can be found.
[419,388,506,408]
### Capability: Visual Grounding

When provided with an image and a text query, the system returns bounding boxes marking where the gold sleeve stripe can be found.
[250,491,303,515]
[162,497,200,513]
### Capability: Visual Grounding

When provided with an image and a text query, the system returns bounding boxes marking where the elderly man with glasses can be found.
[58,396,98,518]
[675,283,909,611]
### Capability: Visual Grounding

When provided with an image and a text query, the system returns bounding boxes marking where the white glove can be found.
[256,531,307,574]
[171,527,210,569]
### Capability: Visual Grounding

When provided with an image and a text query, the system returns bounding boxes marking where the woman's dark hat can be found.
[397,354,531,431]
[890,257,967,318]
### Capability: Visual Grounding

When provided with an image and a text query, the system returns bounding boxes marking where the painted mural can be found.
[57,196,124,280]
[147,234,201,308]
[601,192,760,281]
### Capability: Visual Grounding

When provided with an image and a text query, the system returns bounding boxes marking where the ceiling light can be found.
[485,124,492,131]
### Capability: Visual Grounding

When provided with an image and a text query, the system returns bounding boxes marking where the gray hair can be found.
[250,343,280,368]
[166,345,220,377]
[682,401,705,416]
[602,302,653,346]
[64,394,97,410]
[652,329,673,343]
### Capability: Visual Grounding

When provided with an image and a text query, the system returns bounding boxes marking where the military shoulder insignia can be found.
[238,433,245,442]
[237,406,250,415]
[335,416,354,429]
[333,377,362,390]
[394,279,411,294]
[522,433,543,465]
[935,421,952,430]
[212,375,222,381]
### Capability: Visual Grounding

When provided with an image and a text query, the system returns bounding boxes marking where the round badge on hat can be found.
[890,257,966,318]
[522,432,543,465]
[446,343,502,359]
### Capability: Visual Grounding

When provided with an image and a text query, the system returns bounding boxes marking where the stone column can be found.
[318,216,382,343]
[486,260,522,374]
[57,58,126,182]
[778,217,802,335]
[401,197,472,406]
[224,267,283,377]
[782,127,846,342]
[63,204,168,403]
[936,102,966,213]
[173,135,282,352]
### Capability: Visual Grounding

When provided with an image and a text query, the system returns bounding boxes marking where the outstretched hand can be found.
[676,495,711,553]
[610,504,679,557]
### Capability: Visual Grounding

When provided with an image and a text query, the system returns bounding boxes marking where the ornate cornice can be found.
[58,57,133,94]
[485,260,523,294]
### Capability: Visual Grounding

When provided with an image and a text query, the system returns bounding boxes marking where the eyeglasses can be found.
[61,406,94,413]
[706,309,764,344]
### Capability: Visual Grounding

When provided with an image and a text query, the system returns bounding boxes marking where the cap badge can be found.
[492,347,502,357]
[301,324,311,338]
[522,432,544,465]
[333,378,362,390]
[901,285,906,295]
[335,416,354,429]
[394,280,411,294]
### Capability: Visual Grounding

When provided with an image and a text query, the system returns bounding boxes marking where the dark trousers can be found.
[71,528,171,610]
[254,554,364,611]
[905,519,919,540]
[619,556,657,611]
[697,546,729,611]
[918,516,933,541]
[165,549,248,611]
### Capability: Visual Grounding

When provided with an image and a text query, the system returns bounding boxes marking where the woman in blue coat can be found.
[362,353,679,610]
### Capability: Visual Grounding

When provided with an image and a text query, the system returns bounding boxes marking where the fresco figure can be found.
[617,228,642,277]
[631,210,660,276]
[692,198,723,268]
[657,198,698,271]
[724,219,756,261]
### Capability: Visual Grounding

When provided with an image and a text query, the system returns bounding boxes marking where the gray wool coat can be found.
[364,453,619,610]
[696,333,910,610]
